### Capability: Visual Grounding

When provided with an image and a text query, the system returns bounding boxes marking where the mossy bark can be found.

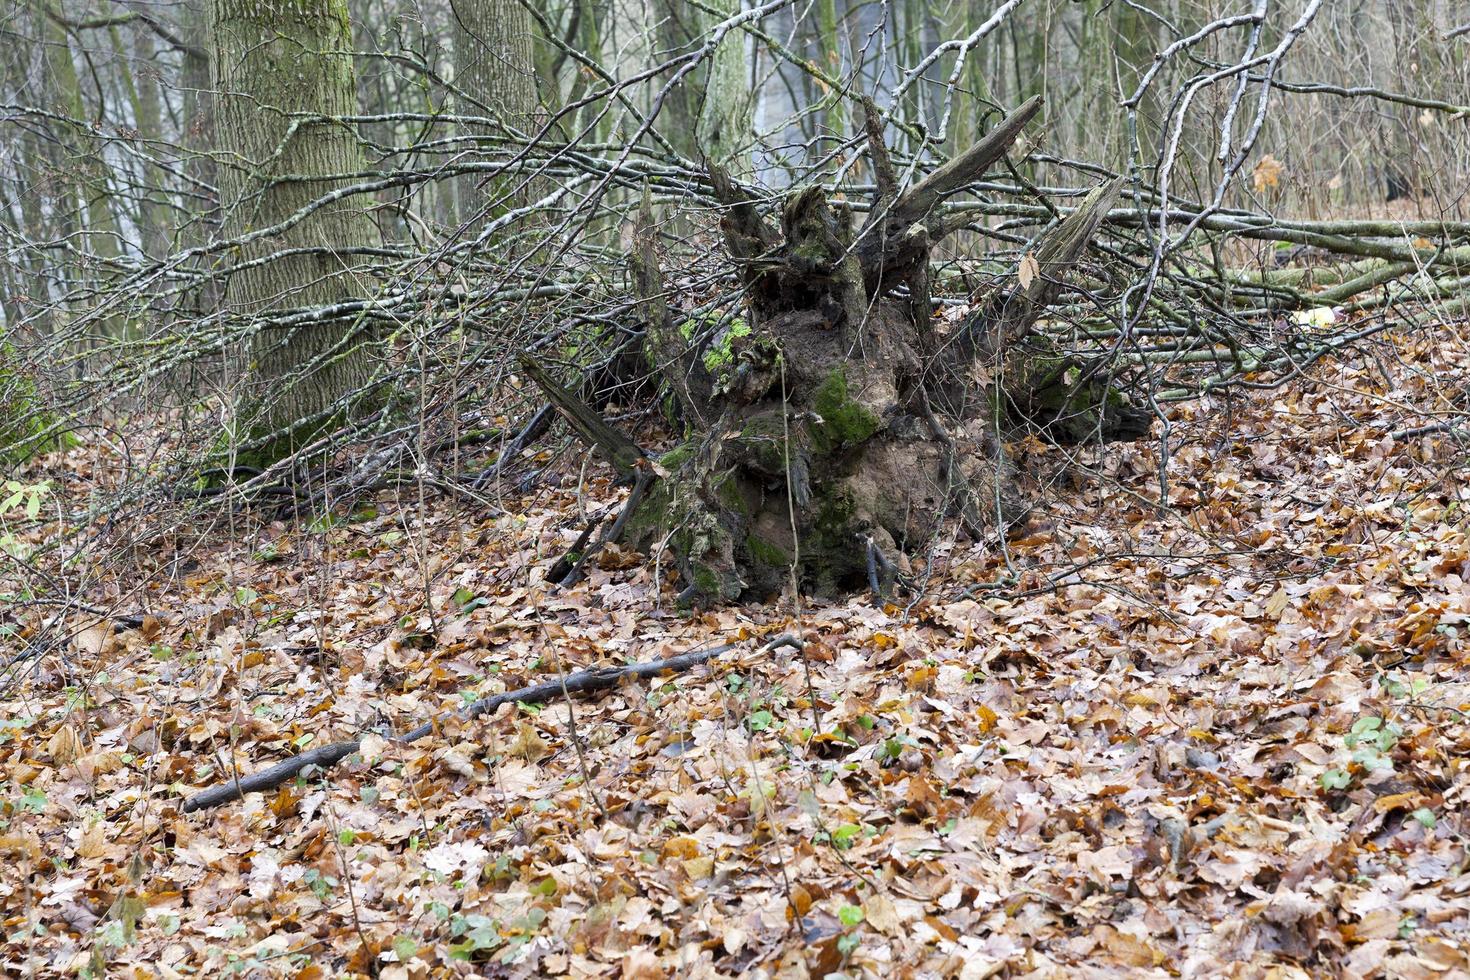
[209,0,381,465]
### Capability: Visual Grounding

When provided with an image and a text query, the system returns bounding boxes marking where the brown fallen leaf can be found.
[47,725,84,765]
[621,947,664,979]
[863,892,902,935]
[509,723,550,763]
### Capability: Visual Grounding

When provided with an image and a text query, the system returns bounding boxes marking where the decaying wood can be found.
[962,176,1127,359]
[180,632,804,812]
[519,354,645,479]
[586,98,1136,601]
[629,184,706,420]
[854,95,1043,296]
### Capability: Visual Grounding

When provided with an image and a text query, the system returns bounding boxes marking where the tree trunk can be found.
[695,0,752,174]
[209,0,380,460]
[606,97,1137,601]
[37,0,123,321]
[180,0,219,252]
[451,0,538,227]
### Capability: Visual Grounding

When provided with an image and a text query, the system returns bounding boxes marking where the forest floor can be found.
[4,315,1470,978]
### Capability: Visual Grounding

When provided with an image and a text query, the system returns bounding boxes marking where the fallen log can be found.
[179,632,803,813]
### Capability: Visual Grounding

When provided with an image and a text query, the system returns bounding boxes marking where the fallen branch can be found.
[179,632,803,813]
[558,464,657,587]
[471,404,554,487]
[1391,421,1468,441]
[519,354,646,480]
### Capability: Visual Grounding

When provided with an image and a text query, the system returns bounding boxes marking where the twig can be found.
[558,465,656,587]
[1390,421,1467,441]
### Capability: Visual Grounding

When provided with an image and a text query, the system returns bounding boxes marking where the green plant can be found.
[1344,716,1399,771]
[0,480,48,558]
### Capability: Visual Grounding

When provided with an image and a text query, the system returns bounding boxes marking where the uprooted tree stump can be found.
[529,96,1149,602]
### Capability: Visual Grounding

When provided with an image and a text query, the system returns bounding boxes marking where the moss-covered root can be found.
[624,448,751,604]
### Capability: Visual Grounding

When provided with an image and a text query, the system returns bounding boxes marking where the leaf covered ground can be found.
[3,321,1470,978]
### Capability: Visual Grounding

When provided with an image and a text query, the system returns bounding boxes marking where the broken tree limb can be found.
[860,96,900,207]
[889,94,1043,224]
[519,354,646,480]
[962,176,1126,359]
[558,464,657,587]
[180,632,805,813]
[855,95,1043,296]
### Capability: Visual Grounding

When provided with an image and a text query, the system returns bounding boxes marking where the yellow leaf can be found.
[1252,154,1284,193]
[1372,791,1422,813]
[509,723,549,763]
[976,704,999,733]
[47,725,83,765]
[864,893,903,935]
[788,883,813,918]
[76,819,107,859]
[681,856,713,879]
[662,835,700,860]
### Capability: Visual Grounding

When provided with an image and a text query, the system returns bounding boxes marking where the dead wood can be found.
[519,354,646,479]
[180,633,804,813]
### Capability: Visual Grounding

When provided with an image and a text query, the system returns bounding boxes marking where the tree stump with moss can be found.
[536,97,1141,602]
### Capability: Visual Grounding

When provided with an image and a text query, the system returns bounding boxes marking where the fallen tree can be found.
[530,99,1145,601]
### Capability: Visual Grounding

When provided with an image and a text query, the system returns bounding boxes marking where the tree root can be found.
[179,632,803,814]
[864,534,903,602]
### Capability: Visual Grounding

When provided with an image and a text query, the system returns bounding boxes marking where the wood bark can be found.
[452,0,539,226]
[209,0,380,457]
[696,0,753,173]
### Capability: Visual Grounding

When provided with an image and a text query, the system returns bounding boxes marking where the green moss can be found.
[737,412,788,474]
[810,368,880,453]
[690,562,722,596]
[790,241,831,267]
[744,533,790,568]
[700,318,751,373]
[658,440,698,472]
[713,473,750,517]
